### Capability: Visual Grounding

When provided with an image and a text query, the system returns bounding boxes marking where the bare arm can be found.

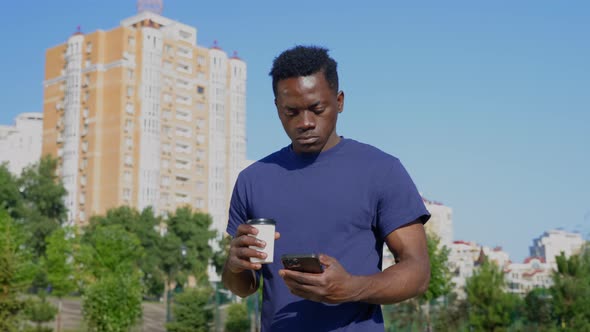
[222,224,281,298]
[279,220,429,304]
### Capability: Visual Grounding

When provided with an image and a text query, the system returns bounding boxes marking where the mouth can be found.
[295,136,319,145]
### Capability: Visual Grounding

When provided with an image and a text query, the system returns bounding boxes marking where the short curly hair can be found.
[269,45,339,96]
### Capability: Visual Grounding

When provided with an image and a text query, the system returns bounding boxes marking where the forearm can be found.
[221,263,259,298]
[351,259,430,305]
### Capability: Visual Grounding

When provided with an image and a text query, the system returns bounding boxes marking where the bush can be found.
[225,302,250,332]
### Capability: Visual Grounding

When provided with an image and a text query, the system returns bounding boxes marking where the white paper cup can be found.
[247,218,276,264]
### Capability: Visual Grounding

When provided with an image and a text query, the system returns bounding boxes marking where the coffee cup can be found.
[247,218,276,264]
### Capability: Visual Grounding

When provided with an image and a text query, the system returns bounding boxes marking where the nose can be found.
[297,110,316,131]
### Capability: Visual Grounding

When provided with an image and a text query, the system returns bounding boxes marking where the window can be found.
[195,118,205,129]
[125,137,133,148]
[196,102,205,111]
[197,86,205,94]
[163,94,172,103]
[176,109,191,121]
[196,181,204,192]
[124,170,132,182]
[79,211,86,221]
[195,149,205,161]
[127,86,134,97]
[83,108,89,118]
[195,165,204,176]
[85,59,91,68]
[126,103,134,114]
[128,36,136,48]
[125,119,134,132]
[123,188,131,200]
[82,141,89,152]
[197,55,206,65]
[86,42,92,53]
[84,91,89,102]
[84,74,90,86]
[162,176,170,186]
[128,69,134,80]
[80,175,87,186]
[124,154,133,166]
[79,193,86,204]
[195,198,204,209]
[164,44,173,55]
[197,71,205,81]
[196,134,205,145]
[162,159,169,168]
[162,143,171,152]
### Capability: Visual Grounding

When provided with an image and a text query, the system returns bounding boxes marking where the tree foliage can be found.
[225,302,250,332]
[551,248,590,331]
[0,208,36,331]
[79,225,144,331]
[25,291,57,332]
[82,273,143,332]
[465,258,522,331]
[87,206,164,298]
[165,286,214,332]
[17,156,67,260]
[422,234,453,302]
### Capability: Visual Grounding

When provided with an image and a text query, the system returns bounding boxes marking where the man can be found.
[222,45,430,331]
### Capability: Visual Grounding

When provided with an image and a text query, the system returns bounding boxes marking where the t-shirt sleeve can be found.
[226,173,249,237]
[375,158,430,240]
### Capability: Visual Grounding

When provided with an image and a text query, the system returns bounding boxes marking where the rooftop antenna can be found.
[137,0,163,14]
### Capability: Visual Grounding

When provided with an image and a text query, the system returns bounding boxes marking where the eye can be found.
[284,109,298,117]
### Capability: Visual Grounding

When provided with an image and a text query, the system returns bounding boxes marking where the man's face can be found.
[274,71,344,154]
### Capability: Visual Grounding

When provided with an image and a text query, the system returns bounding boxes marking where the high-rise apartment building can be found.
[41,5,246,233]
[423,196,453,248]
[529,229,585,266]
[0,113,43,174]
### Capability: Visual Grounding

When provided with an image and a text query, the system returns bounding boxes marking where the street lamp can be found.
[166,244,188,322]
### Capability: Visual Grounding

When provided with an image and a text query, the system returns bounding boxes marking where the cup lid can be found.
[246,218,276,225]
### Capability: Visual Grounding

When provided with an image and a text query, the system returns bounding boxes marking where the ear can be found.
[337,91,344,113]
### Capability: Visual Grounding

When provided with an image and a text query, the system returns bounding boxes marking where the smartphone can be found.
[281,254,324,273]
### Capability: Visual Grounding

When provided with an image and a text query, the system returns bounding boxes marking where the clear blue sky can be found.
[1,0,588,261]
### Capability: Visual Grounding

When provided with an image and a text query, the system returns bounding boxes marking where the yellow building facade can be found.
[42,10,247,235]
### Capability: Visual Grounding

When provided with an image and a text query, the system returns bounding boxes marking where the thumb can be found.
[319,254,336,267]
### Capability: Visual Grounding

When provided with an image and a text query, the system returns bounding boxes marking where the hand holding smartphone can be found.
[281,254,324,273]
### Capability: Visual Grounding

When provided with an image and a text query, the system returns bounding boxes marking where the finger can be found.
[275,231,281,240]
[236,224,259,237]
[319,254,336,267]
[280,269,320,286]
[228,255,262,272]
[231,234,266,249]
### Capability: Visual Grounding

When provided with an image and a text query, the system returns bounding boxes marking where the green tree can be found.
[159,207,216,324]
[382,234,452,331]
[524,287,553,330]
[43,227,77,332]
[465,258,522,331]
[0,163,23,219]
[87,206,164,298]
[25,291,57,332]
[0,208,36,331]
[17,155,67,260]
[225,302,250,332]
[80,225,144,331]
[212,234,231,276]
[551,248,590,331]
[165,286,214,332]
[83,273,143,332]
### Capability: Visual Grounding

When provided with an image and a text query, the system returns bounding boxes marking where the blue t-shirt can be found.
[226,138,430,332]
